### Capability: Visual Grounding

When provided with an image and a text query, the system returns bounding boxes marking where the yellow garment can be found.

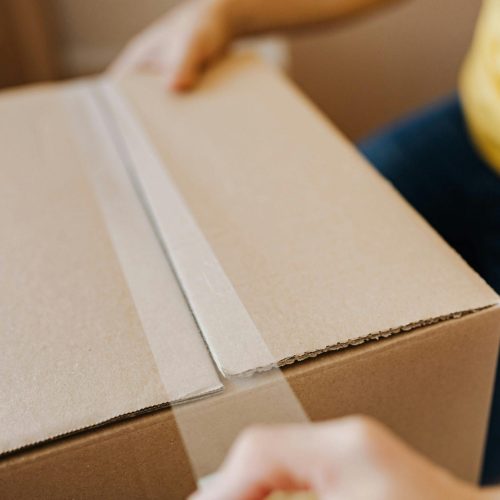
[460,0,500,173]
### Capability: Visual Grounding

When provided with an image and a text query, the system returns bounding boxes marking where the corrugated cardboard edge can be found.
[202,306,500,378]
[2,305,498,460]
[2,307,499,498]
[269,305,499,373]
[0,386,222,459]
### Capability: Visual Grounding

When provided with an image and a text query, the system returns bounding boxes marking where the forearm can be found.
[112,0,405,89]
[223,0,402,36]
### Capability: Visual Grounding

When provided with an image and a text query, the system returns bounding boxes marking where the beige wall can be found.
[50,0,170,74]
[50,0,483,138]
[290,0,483,138]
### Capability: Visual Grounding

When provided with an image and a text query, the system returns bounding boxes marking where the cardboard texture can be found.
[1,54,500,498]
[0,83,221,455]
[115,56,499,376]
[2,309,499,499]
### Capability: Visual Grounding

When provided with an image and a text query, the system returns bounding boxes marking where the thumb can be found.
[165,32,212,91]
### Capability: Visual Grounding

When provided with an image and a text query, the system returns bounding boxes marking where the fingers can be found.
[109,28,204,90]
[190,416,484,500]
[189,417,398,500]
[163,31,207,91]
[109,0,231,91]
[108,30,160,78]
[190,424,329,500]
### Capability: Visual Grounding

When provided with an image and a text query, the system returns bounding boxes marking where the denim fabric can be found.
[358,96,500,485]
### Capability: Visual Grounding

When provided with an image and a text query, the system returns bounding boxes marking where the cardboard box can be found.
[1,55,499,499]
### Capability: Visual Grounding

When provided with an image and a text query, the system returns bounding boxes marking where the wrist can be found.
[217,0,259,37]
[194,0,243,38]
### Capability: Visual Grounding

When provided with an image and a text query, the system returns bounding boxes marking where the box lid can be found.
[0,83,222,455]
[1,54,498,456]
[113,54,500,377]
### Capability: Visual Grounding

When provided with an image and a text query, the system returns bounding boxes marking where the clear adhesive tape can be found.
[64,79,312,495]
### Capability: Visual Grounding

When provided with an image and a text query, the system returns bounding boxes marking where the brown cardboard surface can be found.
[2,308,499,499]
[0,84,221,455]
[116,55,500,376]
[2,54,500,496]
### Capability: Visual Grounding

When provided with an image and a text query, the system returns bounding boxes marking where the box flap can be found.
[114,55,500,377]
[2,54,499,456]
[0,84,221,455]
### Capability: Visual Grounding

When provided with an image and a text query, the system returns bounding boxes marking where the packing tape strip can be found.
[64,79,311,491]
[98,79,277,378]
[63,83,224,404]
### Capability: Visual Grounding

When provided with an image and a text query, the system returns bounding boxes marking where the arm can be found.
[111,0,401,90]
[227,0,401,35]
[190,416,500,500]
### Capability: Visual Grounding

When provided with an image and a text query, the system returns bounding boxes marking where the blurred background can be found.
[0,0,482,139]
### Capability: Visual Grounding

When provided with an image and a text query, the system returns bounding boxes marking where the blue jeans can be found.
[359,96,500,485]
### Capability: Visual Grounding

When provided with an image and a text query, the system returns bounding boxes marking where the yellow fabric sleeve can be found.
[460,0,500,174]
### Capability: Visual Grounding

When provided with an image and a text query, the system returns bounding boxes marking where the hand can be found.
[111,0,400,92]
[110,0,233,91]
[190,416,484,500]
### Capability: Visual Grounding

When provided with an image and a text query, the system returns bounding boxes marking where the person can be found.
[112,0,500,497]
[190,416,495,499]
